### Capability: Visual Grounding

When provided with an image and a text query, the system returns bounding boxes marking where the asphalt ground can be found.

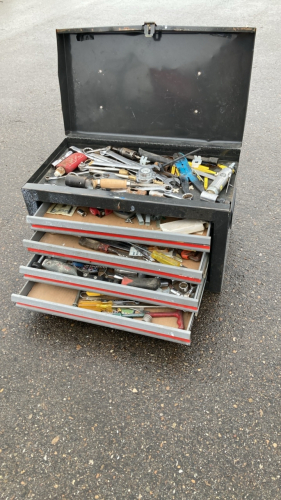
[0,1,281,499]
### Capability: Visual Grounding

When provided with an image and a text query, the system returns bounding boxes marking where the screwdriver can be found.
[77,301,142,315]
[77,300,145,315]
[121,276,161,290]
[112,147,140,161]
[79,237,128,256]
[78,300,114,311]
[150,250,183,267]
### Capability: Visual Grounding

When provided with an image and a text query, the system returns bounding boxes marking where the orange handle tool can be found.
[181,250,192,260]
[181,250,201,262]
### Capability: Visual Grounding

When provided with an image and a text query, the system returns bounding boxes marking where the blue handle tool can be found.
[174,156,203,193]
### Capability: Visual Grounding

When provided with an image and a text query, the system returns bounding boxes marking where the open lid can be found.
[57,24,255,147]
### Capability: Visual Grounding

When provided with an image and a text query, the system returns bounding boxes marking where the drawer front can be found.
[24,231,208,284]
[20,255,208,312]
[27,203,211,252]
[11,281,195,345]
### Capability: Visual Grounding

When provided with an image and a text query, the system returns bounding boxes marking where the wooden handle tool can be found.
[92,179,130,189]
[79,237,110,252]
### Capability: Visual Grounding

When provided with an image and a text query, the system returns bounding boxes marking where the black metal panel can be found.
[57,26,255,145]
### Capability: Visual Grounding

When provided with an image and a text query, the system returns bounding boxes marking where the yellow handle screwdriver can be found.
[171,165,179,176]
[151,251,182,267]
[78,300,114,312]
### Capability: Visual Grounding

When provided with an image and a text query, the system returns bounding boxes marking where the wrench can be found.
[78,163,122,172]
[164,192,193,200]
[81,159,140,171]
[91,172,120,180]
[71,146,109,161]
[45,175,67,181]
[83,146,110,155]
[71,146,127,168]
[155,173,181,187]
[100,149,140,167]
[52,150,72,167]
[134,184,174,193]
[148,191,193,200]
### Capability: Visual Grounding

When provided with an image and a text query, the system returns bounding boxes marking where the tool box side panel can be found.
[22,141,69,216]
[205,209,231,293]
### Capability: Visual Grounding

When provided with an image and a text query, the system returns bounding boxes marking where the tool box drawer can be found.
[27,203,211,252]
[20,254,207,313]
[24,231,209,285]
[12,281,195,345]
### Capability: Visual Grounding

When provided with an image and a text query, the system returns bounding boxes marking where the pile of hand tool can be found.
[72,291,185,329]
[45,145,237,202]
[31,256,197,297]
[78,236,202,265]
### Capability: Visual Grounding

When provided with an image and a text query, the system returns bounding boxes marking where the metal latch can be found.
[143,22,156,37]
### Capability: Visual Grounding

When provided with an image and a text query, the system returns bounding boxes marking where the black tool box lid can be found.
[56,24,255,148]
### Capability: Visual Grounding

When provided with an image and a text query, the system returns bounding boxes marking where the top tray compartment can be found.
[27,203,211,252]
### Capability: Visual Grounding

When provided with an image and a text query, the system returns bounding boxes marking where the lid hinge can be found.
[143,22,156,37]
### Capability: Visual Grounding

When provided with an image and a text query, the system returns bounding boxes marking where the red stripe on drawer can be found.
[23,274,198,311]
[31,225,210,251]
[16,303,191,344]
[27,248,201,283]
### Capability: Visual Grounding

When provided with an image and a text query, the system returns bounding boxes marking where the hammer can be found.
[143,311,184,329]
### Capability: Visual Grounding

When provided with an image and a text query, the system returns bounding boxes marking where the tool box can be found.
[12,23,256,344]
